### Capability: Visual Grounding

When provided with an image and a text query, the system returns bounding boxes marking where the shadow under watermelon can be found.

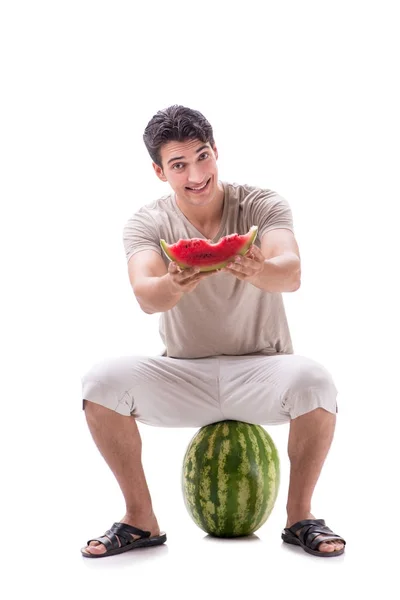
[201,533,262,543]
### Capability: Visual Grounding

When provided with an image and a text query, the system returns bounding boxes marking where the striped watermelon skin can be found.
[182,420,280,537]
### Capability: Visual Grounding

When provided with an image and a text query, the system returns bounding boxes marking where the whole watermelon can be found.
[182,420,280,537]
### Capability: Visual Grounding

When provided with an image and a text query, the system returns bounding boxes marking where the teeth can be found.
[189,181,208,191]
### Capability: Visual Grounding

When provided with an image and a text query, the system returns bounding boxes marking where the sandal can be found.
[281,519,346,557]
[81,522,167,558]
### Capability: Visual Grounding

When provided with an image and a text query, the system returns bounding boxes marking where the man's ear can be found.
[212,144,218,160]
[152,162,167,182]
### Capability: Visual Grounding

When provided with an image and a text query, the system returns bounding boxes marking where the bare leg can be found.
[82,400,160,555]
[285,407,344,553]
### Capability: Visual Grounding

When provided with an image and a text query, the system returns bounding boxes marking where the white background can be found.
[1,1,399,597]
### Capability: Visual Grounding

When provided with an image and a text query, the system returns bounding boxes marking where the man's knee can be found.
[284,358,338,418]
[289,359,336,394]
[81,370,133,417]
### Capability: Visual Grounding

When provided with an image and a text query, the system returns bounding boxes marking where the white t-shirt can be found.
[123,181,295,359]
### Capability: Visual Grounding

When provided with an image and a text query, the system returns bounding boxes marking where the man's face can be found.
[153,138,219,207]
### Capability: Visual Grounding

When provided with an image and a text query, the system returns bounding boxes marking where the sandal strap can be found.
[86,522,151,549]
[111,522,151,541]
[86,533,117,550]
[288,519,325,534]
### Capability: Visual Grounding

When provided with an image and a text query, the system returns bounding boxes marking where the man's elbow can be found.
[132,289,154,314]
[141,306,154,314]
[289,267,301,292]
[137,298,156,314]
[290,280,301,292]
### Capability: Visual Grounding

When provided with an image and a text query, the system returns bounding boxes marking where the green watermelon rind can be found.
[160,225,258,272]
[181,420,280,538]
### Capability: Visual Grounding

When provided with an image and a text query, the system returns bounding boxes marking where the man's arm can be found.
[128,250,215,314]
[128,251,182,313]
[248,228,301,293]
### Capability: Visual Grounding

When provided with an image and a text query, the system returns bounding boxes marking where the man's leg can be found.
[82,400,159,555]
[286,407,343,553]
[80,355,223,555]
[218,354,344,553]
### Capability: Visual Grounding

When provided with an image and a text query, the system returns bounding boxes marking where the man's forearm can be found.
[134,274,183,314]
[248,253,301,292]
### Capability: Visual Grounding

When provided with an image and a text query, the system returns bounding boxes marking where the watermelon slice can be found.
[160,225,258,272]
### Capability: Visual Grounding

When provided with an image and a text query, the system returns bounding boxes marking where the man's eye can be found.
[173,163,184,170]
[199,153,209,160]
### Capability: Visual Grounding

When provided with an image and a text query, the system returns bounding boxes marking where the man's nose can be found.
[187,164,204,184]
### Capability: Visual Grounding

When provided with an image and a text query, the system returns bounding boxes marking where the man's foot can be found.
[286,512,344,553]
[82,513,160,556]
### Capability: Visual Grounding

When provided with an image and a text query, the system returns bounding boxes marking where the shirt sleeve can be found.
[249,190,294,240]
[123,209,162,264]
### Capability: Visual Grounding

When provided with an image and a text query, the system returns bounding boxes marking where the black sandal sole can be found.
[281,532,344,557]
[81,532,167,558]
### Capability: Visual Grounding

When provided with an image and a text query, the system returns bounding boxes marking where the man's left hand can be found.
[221,244,265,281]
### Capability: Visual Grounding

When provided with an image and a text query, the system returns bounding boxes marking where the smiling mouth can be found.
[186,178,211,192]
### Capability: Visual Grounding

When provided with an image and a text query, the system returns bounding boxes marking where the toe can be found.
[318,541,337,553]
[335,541,345,551]
[84,542,108,555]
[318,540,344,553]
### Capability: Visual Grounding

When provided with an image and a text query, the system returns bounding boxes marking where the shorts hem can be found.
[288,386,338,420]
[81,379,132,416]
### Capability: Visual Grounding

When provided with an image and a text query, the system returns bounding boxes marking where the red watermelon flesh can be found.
[160,226,258,272]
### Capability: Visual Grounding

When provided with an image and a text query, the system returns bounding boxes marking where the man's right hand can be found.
[167,262,217,294]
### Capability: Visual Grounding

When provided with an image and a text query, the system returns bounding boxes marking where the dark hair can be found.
[143,105,215,168]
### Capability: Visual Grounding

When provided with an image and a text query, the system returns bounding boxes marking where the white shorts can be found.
[81,353,338,427]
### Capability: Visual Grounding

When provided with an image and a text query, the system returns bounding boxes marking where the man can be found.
[80,105,346,558]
